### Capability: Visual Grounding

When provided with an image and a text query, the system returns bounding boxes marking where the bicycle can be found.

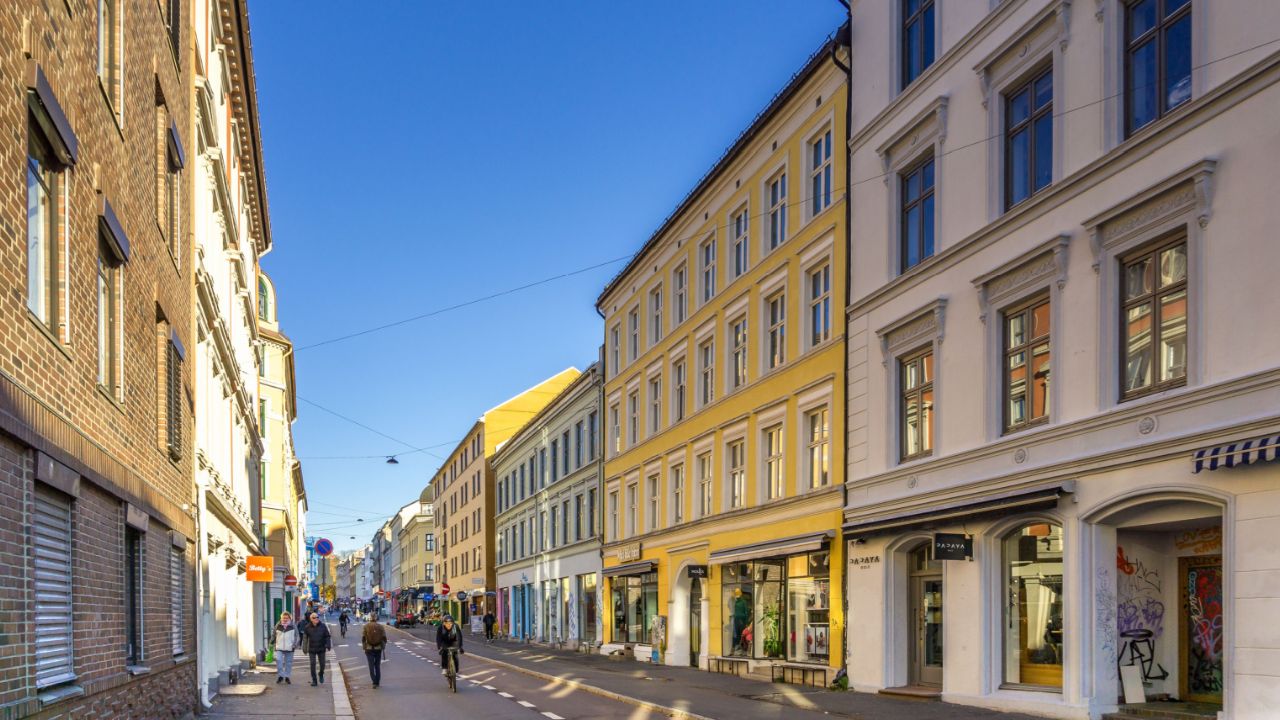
[441,647,460,692]
[339,622,348,639]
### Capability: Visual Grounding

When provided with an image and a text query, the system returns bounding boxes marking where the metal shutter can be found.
[33,486,74,688]
[170,547,184,654]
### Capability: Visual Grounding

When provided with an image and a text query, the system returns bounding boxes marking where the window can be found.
[609,403,621,455]
[550,507,558,549]
[540,448,547,488]
[27,118,62,333]
[426,533,435,551]
[562,500,570,545]
[1002,523,1064,688]
[164,335,183,461]
[731,206,749,277]
[97,240,121,394]
[1126,0,1192,136]
[610,325,621,373]
[764,424,784,500]
[901,0,936,88]
[808,266,831,346]
[551,439,559,482]
[900,350,935,460]
[671,465,685,524]
[900,158,936,272]
[647,475,659,531]
[650,286,663,344]
[805,409,830,489]
[562,430,570,474]
[1004,297,1052,432]
[575,495,583,541]
[730,317,748,390]
[810,129,833,217]
[34,485,74,687]
[727,440,746,509]
[649,377,661,435]
[627,485,638,537]
[767,293,786,369]
[700,237,717,303]
[158,105,181,259]
[588,488,597,538]
[628,307,639,361]
[673,263,688,325]
[627,390,639,445]
[1121,237,1188,398]
[98,0,123,121]
[1005,67,1053,209]
[767,172,787,250]
[125,527,143,665]
[697,452,713,518]
[259,399,267,437]
[171,545,186,654]
[163,0,181,61]
[671,358,687,423]
[258,278,271,321]
[575,421,584,469]
[588,411,598,461]
[698,339,715,407]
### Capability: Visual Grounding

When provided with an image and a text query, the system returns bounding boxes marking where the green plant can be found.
[761,604,782,657]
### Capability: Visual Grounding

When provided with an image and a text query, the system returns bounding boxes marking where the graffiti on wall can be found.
[1185,562,1224,697]
[1097,566,1117,657]
[1173,527,1222,554]
[1116,546,1168,681]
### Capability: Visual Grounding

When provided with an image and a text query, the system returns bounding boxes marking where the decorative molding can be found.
[973,0,1071,108]
[972,234,1071,323]
[876,95,949,184]
[877,298,948,364]
[1085,159,1217,271]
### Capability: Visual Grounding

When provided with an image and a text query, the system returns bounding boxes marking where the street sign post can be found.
[313,538,334,557]
[284,575,298,588]
[440,582,451,595]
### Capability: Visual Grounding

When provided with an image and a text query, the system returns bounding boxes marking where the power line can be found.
[297,395,449,461]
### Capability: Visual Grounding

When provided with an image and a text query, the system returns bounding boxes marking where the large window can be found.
[170,546,186,654]
[609,403,620,455]
[98,0,123,121]
[727,440,746,509]
[671,465,684,524]
[646,475,659,532]
[673,263,688,325]
[672,358,687,423]
[125,527,143,665]
[27,119,62,333]
[900,158,936,272]
[97,239,121,395]
[730,316,748,390]
[627,391,639,446]
[901,0,936,88]
[732,206,749,278]
[808,265,831,347]
[700,237,717,303]
[1121,237,1187,399]
[696,452,713,519]
[575,421,584,469]
[258,277,271,321]
[626,484,637,538]
[588,411,597,461]
[806,408,830,489]
[698,339,715,407]
[1125,0,1192,136]
[611,572,658,644]
[610,325,621,373]
[34,485,74,687]
[158,105,182,259]
[810,129,833,218]
[764,424,784,500]
[608,490,619,540]
[1004,297,1051,432]
[1005,67,1053,209]
[1003,523,1064,688]
[628,307,639,361]
[723,560,784,659]
[588,488,597,537]
[649,286,663,345]
[164,335,183,461]
[649,377,661,435]
[900,350,934,461]
[767,172,787,250]
[786,552,831,663]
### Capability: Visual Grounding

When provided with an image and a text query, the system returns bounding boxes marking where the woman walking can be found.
[274,612,299,684]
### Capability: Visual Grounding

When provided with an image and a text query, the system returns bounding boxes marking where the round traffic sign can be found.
[440,582,451,594]
[284,575,298,588]
[314,538,333,557]
[457,591,468,601]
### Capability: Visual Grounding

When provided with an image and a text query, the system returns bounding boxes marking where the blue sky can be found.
[250,1,847,552]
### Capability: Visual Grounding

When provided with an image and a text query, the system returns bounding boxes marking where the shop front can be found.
[603,560,659,653]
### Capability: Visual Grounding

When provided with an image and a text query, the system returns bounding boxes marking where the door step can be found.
[879,685,941,700]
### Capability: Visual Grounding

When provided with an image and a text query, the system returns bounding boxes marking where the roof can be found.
[596,23,848,309]
[491,362,601,465]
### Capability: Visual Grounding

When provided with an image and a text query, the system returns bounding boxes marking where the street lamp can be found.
[386,456,399,465]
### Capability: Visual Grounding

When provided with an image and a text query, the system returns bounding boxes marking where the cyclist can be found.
[338,609,350,638]
[436,614,464,676]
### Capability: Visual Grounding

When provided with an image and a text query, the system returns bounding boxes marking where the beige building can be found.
[429,369,580,623]
[842,2,1280,719]
[394,499,436,611]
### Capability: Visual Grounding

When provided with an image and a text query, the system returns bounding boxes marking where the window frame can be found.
[671,357,687,423]
[27,118,64,337]
[809,127,834,219]
[669,463,685,525]
[695,451,713,520]
[649,285,663,345]
[697,338,715,408]
[899,349,935,462]
[97,237,123,397]
[646,474,659,532]
[628,306,639,362]
[765,169,788,252]
[627,390,639,446]
[729,315,748,391]
[672,263,688,326]
[648,375,662,436]
[899,155,937,273]
[766,291,786,370]
[699,235,717,305]
[1119,233,1189,401]
[1003,65,1055,211]
[1002,295,1053,434]
[807,264,832,349]
[763,423,784,501]
[1123,0,1193,138]
[97,0,124,125]
[726,438,746,510]
[804,407,831,490]
[730,203,750,279]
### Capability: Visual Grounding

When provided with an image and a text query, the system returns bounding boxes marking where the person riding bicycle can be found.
[436,614,464,675]
[338,609,350,637]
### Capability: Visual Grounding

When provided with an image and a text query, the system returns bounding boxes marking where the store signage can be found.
[618,542,641,562]
[849,554,881,569]
[934,533,973,561]
[246,555,274,582]
[687,565,708,579]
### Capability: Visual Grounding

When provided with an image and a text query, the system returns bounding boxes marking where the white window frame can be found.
[725,435,746,510]
[766,291,786,371]
[808,126,834,219]
[877,299,948,466]
[628,306,640,362]
[672,262,688,326]
[648,375,662,436]
[610,324,621,374]
[669,462,685,525]
[764,165,788,253]
[671,354,687,424]
[729,314,748,391]
[699,234,717,305]
[807,263,832,350]
[649,284,663,345]
[760,409,786,502]
[627,389,639,446]
[696,332,715,409]
[625,482,638,538]
[646,474,659,532]
[729,203,750,279]
[695,449,714,520]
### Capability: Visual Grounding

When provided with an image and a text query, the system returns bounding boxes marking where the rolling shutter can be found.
[170,547,184,654]
[33,485,74,688]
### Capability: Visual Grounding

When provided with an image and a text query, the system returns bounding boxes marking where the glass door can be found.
[690,578,702,666]
[909,544,943,687]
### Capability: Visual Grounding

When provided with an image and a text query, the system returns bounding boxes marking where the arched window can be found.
[257,277,271,321]
[1003,522,1064,689]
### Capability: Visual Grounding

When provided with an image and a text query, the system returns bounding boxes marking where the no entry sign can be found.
[284,575,298,588]
[314,538,333,557]
[440,582,451,594]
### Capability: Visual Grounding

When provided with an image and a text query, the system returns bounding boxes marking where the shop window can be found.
[611,572,657,644]
[723,560,785,660]
[786,552,830,662]
[1002,523,1064,689]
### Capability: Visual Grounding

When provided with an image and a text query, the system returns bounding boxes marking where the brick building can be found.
[0,0,199,718]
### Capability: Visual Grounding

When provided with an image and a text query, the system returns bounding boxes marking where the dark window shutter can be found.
[33,485,75,687]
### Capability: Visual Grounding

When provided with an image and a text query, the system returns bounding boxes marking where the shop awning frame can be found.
[1193,434,1280,473]
[843,482,1072,537]
[602,560,656,577]
[709,530,834,565]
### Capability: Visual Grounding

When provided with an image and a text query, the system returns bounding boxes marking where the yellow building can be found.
[595,29,847,680]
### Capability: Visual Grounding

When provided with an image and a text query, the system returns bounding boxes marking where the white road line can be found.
[498,691,513,698]
[542,713,564,720]
[518,700,536,708]
[483,685,496,690]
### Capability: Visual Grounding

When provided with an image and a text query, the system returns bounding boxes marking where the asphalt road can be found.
[334,621,660,720]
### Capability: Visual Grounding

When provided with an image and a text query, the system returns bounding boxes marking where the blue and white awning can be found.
[1193,435,1280,473]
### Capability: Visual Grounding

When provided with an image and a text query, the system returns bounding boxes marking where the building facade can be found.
[495,364,604,647]
[842,2,1280,719]
[396,499,436,613]
[0,0,200,716]
[430,369,580,623]
[595,30,849,679]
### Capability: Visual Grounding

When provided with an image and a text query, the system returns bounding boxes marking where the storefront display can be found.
[611,572,658,643]
[722,563,754,657]
[721,552,829,662]
[578,573,597,644]
[1003,523,1064,688]
[787,552,830,662]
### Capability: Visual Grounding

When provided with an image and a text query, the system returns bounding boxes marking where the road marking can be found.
[542,714,564,720]
[483,685,496,690]
[518,700,536,708]
[498,691,513,698]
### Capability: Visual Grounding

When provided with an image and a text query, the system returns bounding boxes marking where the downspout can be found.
[196,479,213,708]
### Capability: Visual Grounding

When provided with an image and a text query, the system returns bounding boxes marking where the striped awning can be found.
[1193,434,1280,473]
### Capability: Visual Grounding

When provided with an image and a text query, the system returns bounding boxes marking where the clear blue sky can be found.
[250,1,847,553]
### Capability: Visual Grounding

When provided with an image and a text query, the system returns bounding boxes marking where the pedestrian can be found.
[273,612,299,684]
[482,610,496,641]
[361,615,388,689]
[300,611,332,686]
[436,614,464,675]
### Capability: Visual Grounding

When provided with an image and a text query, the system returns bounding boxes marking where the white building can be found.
[496,364,604,647]
[355,544,375,601]
[190,0,271,700]
[842,2,1280,719]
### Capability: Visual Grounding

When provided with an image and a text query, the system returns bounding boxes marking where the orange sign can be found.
[246,555,274,582]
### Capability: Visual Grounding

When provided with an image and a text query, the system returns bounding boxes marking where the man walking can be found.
[361,615,388,689]
[482,609,496,641]
[301,611,332,686]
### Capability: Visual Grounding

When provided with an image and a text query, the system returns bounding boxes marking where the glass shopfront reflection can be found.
[1003,523,1064,689]
[721,552,830,663]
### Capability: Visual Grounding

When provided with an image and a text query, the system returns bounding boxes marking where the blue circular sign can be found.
[314,538,334,557]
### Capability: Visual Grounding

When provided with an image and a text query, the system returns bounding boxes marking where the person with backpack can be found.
[361,616,388,689]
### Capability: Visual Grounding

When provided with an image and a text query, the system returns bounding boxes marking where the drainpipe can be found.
[195,480,213,708]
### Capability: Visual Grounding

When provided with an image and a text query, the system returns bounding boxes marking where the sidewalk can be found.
[201,643,353,719]
[403,628,1048,720]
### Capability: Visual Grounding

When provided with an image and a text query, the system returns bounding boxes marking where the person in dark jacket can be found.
[436,614,464,674]
[301,612,333,686]
[482,610,496,641]
[361,617,388,688]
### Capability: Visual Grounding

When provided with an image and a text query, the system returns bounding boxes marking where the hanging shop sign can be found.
[246,556,274,582]
[687,565,708,579]
[934,533,973,560]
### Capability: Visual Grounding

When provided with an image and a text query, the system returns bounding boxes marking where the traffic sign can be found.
[457,591,468,601]
[284,575,298,588]
[440,582,451,594]
[313,538,334,557]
